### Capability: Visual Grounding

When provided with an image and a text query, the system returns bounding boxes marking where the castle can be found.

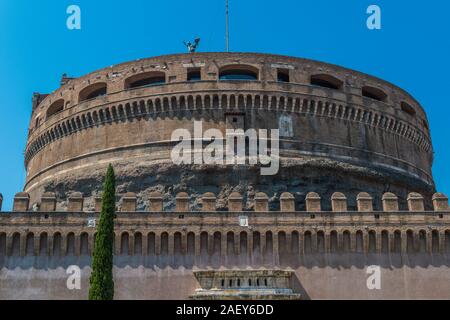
[0,52,448,299]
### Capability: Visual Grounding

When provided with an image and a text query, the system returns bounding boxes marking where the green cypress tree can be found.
[88,164,116,300]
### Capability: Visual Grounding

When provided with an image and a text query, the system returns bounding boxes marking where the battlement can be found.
[7,190,450,213]
[1,190,449,259]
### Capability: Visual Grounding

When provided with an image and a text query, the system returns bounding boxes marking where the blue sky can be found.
[0,0,449,210]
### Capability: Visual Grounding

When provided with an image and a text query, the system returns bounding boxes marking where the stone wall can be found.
[23,53,435,207]
[0,190,449,299]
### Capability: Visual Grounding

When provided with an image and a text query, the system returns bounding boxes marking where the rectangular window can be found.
[277,68,290,82]
[187,68,201,81]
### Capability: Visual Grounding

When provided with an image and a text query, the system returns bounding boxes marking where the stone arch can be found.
[80,232,89,255]
[53,232,62,256]
[66,232,75,256]
[79,82,107,102]
[134,232,142,255]
[124,71,165,89]
[25,232,34,256]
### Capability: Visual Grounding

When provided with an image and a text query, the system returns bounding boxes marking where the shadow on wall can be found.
[0,252,449,271]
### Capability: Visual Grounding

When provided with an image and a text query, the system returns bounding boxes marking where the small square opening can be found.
[277,69,290,82]
[187,68,201,81]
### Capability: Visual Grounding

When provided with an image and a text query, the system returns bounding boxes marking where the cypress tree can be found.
[88,164,116,300]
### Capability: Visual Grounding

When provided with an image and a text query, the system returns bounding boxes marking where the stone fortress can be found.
[0,52,449,299]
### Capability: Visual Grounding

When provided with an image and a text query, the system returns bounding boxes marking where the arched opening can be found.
[38,233,47,256]
[431,230,439,253]
[66,232,75,256]
[79,82,107,102]
[187,232,195,255]
[147,232,155,255]
[401,101,416,116]
[125,71,166,89]
[362,86,387,102]
[0,233,6,257]
[240,231,248,255]
[227,232,235,256]
[219,65,258,81]
[46,99,64,119]
[264,231,273,257]
[368,231,376,253]
[173,232,182,255]
[317,231,325,253]
[310,74,343,90]
[80,233,89,255]
[343,231,351,252]
[252,231,260,256]
[53,232,62,256]
[355,231,364,253]
[120,232,130,255]
[330,231,338,253]
[418,230,427,253]
[304,231,312,254]
[213,232,221,256]
[11,233,20,256]
[406,230,415,253]
[200,232,209,255]
[134,232,142,255]
[26,233,34,256]
[393,230,402,253]
[160,232,169,255]
[381,230,389,253]
[291,231,299,254]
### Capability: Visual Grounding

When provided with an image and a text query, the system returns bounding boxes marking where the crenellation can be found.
[433,192,449,211]
[13,192,30,212]
[407,192,425,212]
[382,192,399,212]
[331,192,347,212]
[356,192,373,212]
[121,192,137,212]
[67,192,83,212]
[254,192,269,212]
[40,192,56,212]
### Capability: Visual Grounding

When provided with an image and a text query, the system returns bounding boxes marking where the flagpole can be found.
[226,0,229,52]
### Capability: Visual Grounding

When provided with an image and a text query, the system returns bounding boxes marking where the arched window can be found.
[310,74,343,90]
[362,86,387,102]
[219,65,258,81]
[125,72,166,89]
[46,99,64,119]
[401,101,416,116]
[79,82,107,102]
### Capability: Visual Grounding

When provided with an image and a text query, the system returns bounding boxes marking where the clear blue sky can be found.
[0,0,449,210]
